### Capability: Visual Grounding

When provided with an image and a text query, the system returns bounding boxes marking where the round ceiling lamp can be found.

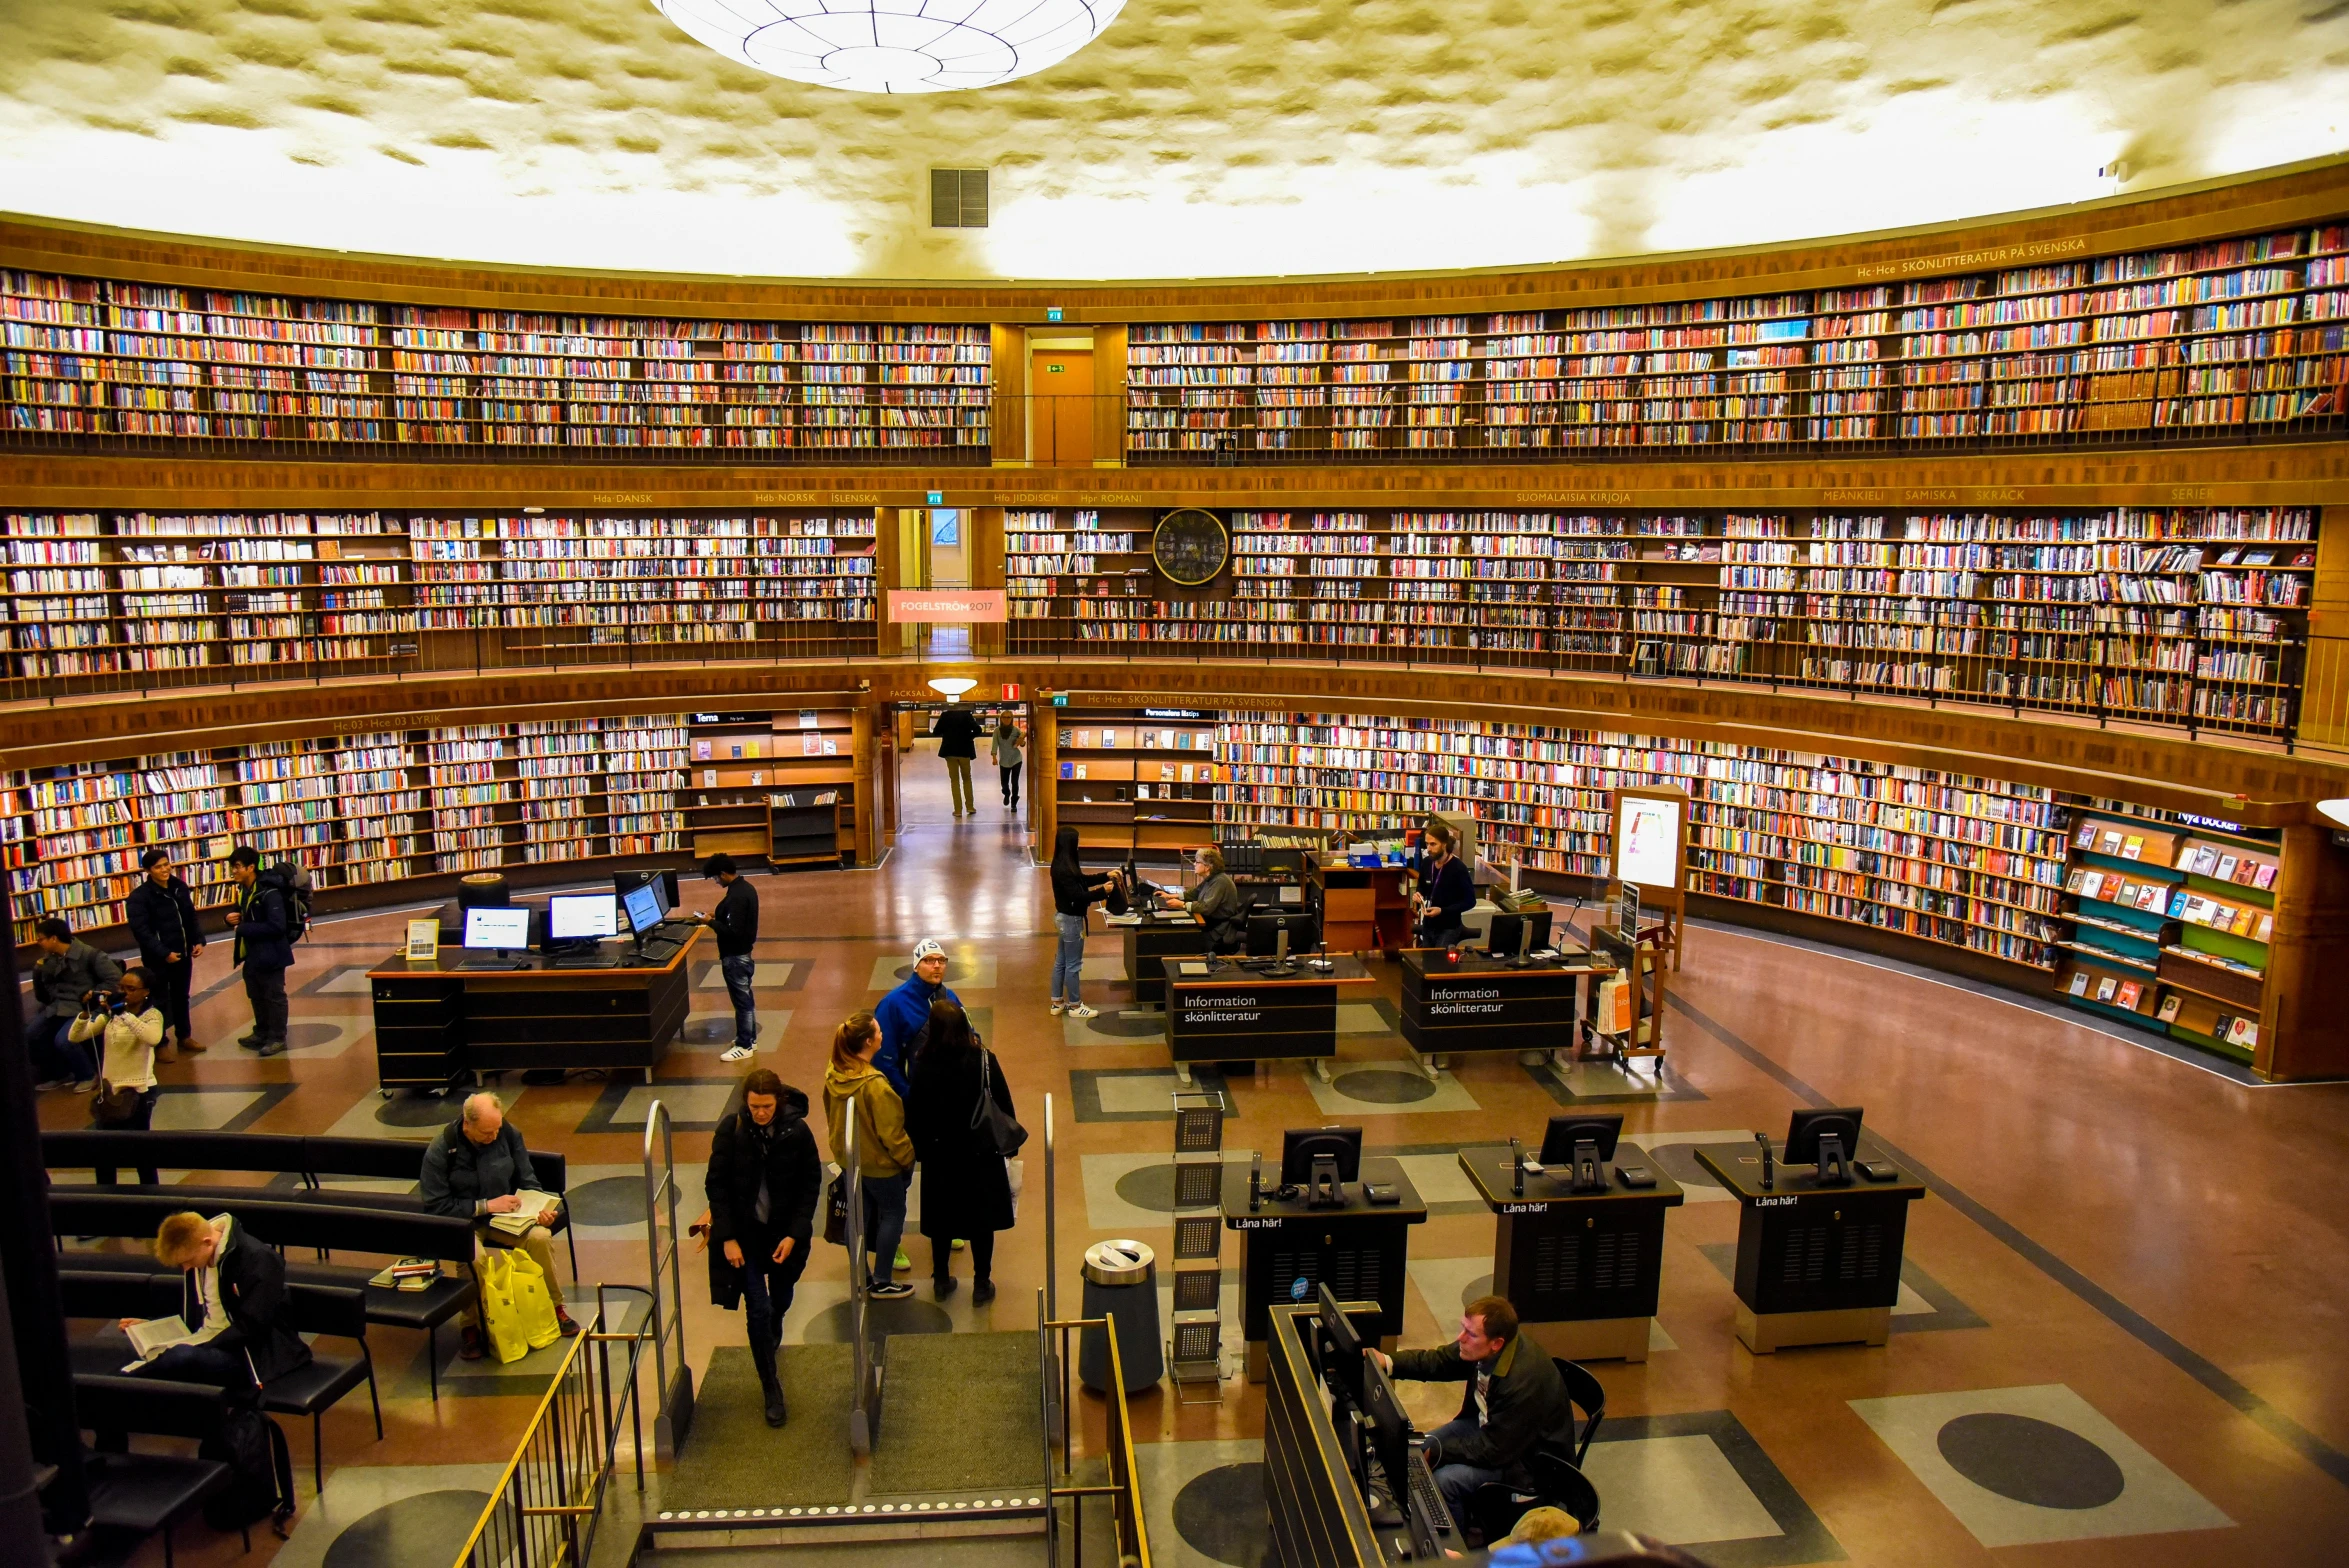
[927,677,978,697]
[2319,799,2349,829]
[651,0,1126,95]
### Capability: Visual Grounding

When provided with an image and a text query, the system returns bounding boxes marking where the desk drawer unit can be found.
[372,978,464,1090]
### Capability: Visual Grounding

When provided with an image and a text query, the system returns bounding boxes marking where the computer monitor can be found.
[658,868,681,911]
[1246,909,1319,957]
[1316,1284,1369,1413]
[1487,913,1524,959]
[1361,1351,1447,1551]
[1280,1125,1363,1187]
[621,882,664,938]
[1541,1113,1624,1191]
[463,906,532,953]
[1784,1106,1863,1184]
[547,893,617,944]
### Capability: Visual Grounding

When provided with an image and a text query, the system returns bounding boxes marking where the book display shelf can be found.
[1001,505,2316,740]
[0,271,992,460]
[2,508,878,693]
[1125,223,2349,460]
[2052,807,2281,1064]
[3,714,692,947]
[1050,707,1222,863]
[685,708,863,868]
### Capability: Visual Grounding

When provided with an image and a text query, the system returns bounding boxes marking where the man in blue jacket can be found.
[224,846,292,1057]
[873,937,958,1274]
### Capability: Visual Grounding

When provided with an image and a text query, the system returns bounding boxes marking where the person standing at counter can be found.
[1158,846,1245,953]
[1049,826,1121,1018]
[692,853,761,1063]
[1413,822,1476,948]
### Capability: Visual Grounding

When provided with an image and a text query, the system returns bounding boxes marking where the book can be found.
[2066,971,2090,996]
[123,1314,199,1366]
[2156,994,2183,1022]
[2253,862,2277,890]
[2214,855,2238,881]
[2099,829,2124,854]
[2121,835,2145,861]
[2256,912,2273,942]
[487,1191,562,1235]
[2095,976,2119,1002]
[2231,906,2256,936]
[2115,981,2142,1009]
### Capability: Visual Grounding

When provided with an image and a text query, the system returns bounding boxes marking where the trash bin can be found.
[1078,1239,1165,1393]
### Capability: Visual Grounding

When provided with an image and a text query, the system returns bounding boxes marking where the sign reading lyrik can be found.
[886,589,1007,623]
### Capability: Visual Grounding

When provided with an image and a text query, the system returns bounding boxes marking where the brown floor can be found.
[34,739,2349,1567]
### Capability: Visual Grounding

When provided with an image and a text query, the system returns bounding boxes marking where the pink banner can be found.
[887,588,1007,623]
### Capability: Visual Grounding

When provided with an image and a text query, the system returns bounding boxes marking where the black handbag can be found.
[92,1080,143,1127]
[971,1049,1028,1157]
[823,1173,849,1247]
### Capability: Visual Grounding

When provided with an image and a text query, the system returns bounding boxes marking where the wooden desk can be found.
[1117,912,1207,1007]
[1166,955,1373,1085]
[368,928,703,1089]
[1457,1142,1683,1362]
[1222,1157,1427,1382]
[1693,1142,1926,1352]
[1310,860,1413,955]
[1399,949,1613,1078]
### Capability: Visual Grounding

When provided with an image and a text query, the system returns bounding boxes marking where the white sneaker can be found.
[719,1045,754,1062]
[1067,1003,1098,1020]
[1050,1002,1065,1015]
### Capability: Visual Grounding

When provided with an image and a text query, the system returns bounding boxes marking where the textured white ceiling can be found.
[0,0,2343,283]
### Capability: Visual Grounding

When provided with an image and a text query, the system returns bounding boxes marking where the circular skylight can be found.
[651,0,1126,94]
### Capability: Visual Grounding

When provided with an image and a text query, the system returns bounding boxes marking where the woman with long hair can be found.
[906,999,1017,1303]
[992,717,1025,810]
[822,1011,917,1299]
[1048,824,1121,1018]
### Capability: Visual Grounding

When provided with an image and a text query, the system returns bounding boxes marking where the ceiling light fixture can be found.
[927,677,978,697]
[2319,799,2349,829]
[651,0,1126,95]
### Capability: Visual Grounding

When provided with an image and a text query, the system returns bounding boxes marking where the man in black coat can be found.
[931,701,982,817]
[123,1210,310,1392]
[705,1068,821,1426]
[1375,1294,1576,1523]
[125,848,207,1056]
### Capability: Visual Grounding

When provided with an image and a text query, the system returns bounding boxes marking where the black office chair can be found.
[1555,1355,1605,1463]
[1465,1442,1603,1543]
[73,1374,247,1568]
[261,1283,383,1494]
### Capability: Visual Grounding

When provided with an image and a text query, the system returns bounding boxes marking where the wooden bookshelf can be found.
[1002,504,2315,741]
[1123,224,2349,460]
[765,707,860,867]
[0,274,992,460]
[1050,707,1221,865]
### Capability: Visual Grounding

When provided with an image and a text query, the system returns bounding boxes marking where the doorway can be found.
[1029,346,1093,466]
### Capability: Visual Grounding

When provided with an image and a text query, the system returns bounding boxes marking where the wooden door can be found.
[1030,348,1094,466]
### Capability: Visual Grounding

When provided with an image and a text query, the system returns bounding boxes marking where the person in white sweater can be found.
[69,965,165,1186]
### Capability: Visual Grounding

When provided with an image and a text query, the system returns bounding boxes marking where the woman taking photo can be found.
[907,999,1017,1303]
[70,966,164,1186]
[823,1012,917,1300]
[1048,825,1121,1018]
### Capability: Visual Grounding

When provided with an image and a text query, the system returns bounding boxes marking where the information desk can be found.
[1167,955,1373,1085]
[1263,1303,1385,1568]
[1222,1157,1425,1381]
[1116,911,1208,1007]
[1456,1142,1683,1363]
[1398,948,1612,1077]
[369,929,703,1089]
[1693,1142,1926,1352]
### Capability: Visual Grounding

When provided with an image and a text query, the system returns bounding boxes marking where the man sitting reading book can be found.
[119,1210,310,1391]
[421,1091,579,1358]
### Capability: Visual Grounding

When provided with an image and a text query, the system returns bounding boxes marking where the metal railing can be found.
[843,1094,881,1456]
[450,1282,654,1568]
[1042,1304,1151,1568]
[643,1101,691,1458]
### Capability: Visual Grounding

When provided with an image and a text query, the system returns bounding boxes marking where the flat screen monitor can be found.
[1360,1351,1415,1521]
[659,868,681,911]
[463,906,532,952]
[1784,1106,1864,1166]
[547,893,617,942]
[1316,1284,1369,1413]
[1246,909,1318,957]
[1486,913,1525,958]
[1539,1113,1624,1166]
[621,883,664,937]
[1281,1125,1363,1186]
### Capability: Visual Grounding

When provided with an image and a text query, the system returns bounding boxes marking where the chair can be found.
[72,1374,245,1568]
[260,1283,382,1494]
[1554,1355,1605,1463]
[1464,1443,1603,1544]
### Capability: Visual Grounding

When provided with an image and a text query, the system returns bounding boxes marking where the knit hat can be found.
[912,939,945,962]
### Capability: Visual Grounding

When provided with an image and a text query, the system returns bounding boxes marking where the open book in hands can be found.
[487,1191,563,1235]
[122,1314,199,1371]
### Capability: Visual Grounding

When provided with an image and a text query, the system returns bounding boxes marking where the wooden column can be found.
[850,703,875,867]
[1033,702,1058,866]
[1092,324,1128,468]
[2301,504,2347,749]
[2259,821,2349,1080]
[991,324,1027,466]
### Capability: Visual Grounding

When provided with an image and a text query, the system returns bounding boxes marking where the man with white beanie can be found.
[871,938,963,1274]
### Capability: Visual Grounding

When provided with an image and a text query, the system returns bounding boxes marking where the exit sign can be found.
[926,490,943,505]
[1052,693,1069,707]
[1046,307,1064,322]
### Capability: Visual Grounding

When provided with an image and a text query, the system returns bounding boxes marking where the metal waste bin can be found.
[1078,1239,1165,1393]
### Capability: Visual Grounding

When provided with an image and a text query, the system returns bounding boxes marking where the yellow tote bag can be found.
[477,1249,563,1363]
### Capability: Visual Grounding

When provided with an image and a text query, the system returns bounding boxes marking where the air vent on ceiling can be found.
[931,168,989,229]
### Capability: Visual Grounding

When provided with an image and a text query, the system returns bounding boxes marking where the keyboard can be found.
[459,957,524,971]
[653,919,698,936]
[549,954,619,970]
[636,939,683,965]
[1406,1445,1457,1542]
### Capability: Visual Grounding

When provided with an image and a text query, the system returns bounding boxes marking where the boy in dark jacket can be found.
[704,1068,821,1425]
[126,1210,311,1391]
[1377,1295,1575,1524]
[692,853,760,1062]
[126,848,207,1057]
[224,846,292,1056]
[29,917,118,1089]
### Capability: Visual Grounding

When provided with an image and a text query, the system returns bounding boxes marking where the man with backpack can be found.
[224,846,299,1057]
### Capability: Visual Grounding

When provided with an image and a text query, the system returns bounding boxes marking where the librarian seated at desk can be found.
[421,1091,580,1356]
[1372,1294,1575,1521]
[1158,846,1246,954]
[1412,823,1477,948]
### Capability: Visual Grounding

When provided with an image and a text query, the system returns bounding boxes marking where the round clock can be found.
[1152,508,1230,587]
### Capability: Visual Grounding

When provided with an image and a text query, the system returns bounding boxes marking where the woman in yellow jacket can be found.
[823,1011,918,1299]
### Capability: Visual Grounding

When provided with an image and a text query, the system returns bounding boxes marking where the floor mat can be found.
[661,1343,856,1511]
[868,1331,1047,1496]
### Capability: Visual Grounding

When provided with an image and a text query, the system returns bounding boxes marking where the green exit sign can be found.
[1052,693,1069,707]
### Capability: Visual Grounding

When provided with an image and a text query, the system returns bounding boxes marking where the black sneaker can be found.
[933,1276,958,1298]
[255,1040,287,1058]
[868,1281,914,1300]
[972,1280,997,1306]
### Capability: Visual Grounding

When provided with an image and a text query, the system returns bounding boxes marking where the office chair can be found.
[1555,1355,1606,1463]
[1464,1443,1602,1542]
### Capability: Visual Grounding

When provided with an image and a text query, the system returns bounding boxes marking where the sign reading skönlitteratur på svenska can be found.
[886,589,1007,623]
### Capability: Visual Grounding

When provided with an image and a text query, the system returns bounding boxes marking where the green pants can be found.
[944,755,974,814]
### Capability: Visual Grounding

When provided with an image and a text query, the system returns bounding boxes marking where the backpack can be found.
[201,1406,296,1535]
[260,860,313,943]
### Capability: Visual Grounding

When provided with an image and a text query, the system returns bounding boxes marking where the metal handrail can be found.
[642,1100,689,1456]
[1044,1312,1152,1568]
[844,1093,875,1456]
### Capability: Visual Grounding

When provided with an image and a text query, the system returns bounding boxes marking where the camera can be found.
[84,988,126,1015]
